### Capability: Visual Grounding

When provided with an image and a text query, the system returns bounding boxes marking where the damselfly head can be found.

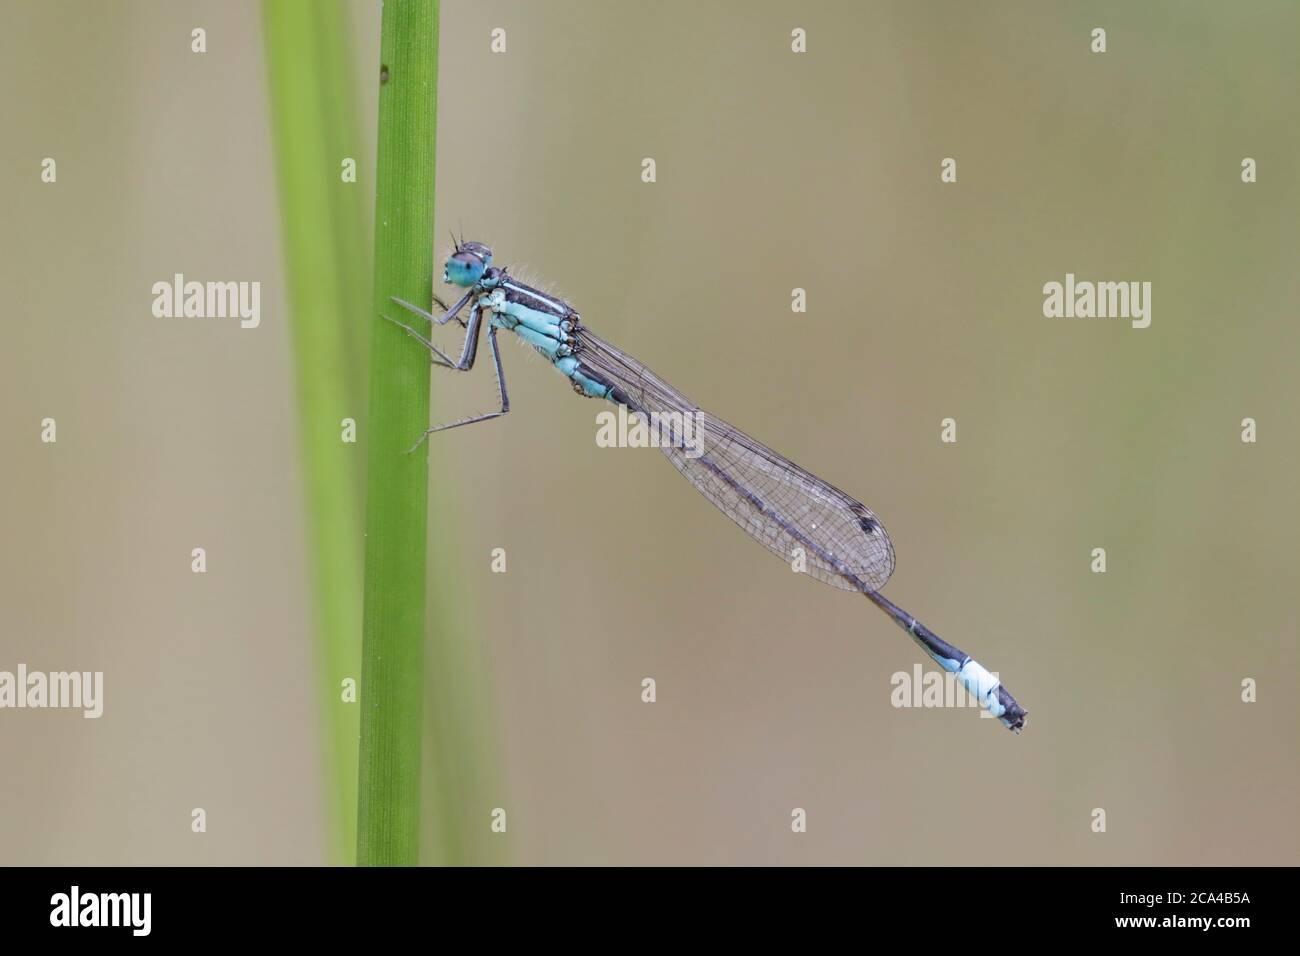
[443,241,493,287]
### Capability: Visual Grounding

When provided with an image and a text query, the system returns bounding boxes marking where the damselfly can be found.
[384,241,1027,732]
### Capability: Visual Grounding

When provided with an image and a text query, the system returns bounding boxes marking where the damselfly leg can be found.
[404,326,511,451]
[381,312,458,367]
[384,296,512,451]
[384,294,483,369]
[392,289,474,327]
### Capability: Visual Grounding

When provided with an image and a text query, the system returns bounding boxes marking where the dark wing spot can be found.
[858,515,878,535]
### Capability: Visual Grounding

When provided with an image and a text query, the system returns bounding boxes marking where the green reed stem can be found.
[355,0,440,867]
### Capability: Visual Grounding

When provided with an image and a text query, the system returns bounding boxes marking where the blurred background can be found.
[1,0,1297,865]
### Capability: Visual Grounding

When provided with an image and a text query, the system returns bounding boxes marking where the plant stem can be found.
[356,0,439,867]
[262,0,368,865]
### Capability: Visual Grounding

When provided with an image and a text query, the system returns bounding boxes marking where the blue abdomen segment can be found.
[556,356,616,398]
[910,625,1009,722]
[867,588,1026,731]
[954,658,1007,720]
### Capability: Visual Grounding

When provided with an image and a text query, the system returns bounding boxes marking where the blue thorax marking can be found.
[476,275,582,369]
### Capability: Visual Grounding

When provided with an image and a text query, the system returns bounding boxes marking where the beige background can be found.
[1,0,1297,865]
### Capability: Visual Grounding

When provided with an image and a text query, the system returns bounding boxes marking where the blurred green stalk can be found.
[355,0,440,867]
[263,0,370,865]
